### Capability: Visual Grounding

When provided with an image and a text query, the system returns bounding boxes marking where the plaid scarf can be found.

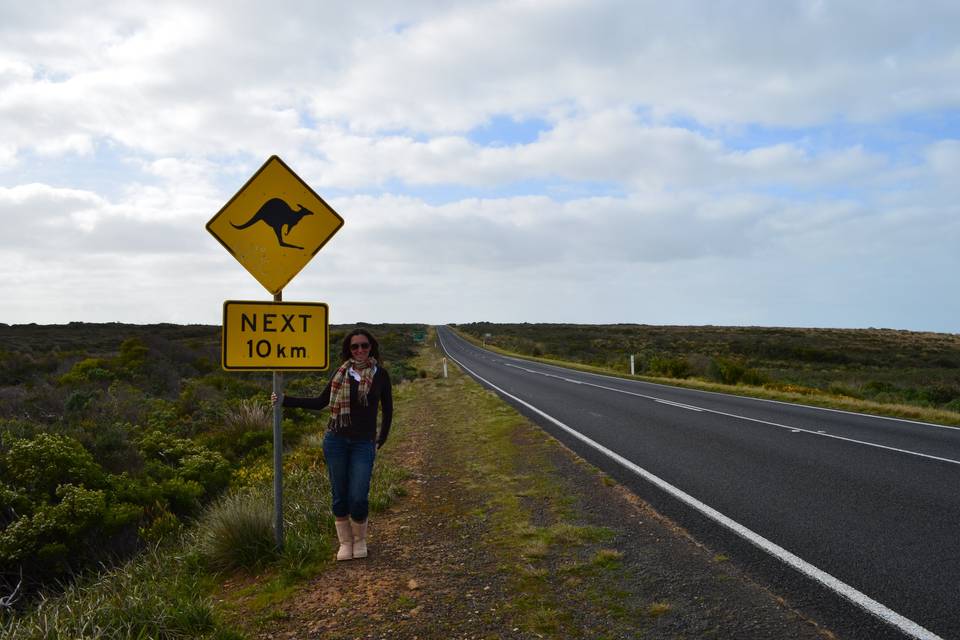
[327,357,377,432]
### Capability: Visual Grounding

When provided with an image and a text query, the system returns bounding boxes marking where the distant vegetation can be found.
[0,321,424,612]
[454,323,960,416]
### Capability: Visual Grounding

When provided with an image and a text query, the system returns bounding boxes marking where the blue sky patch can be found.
[467,115,552,147]
[0,144,149,199]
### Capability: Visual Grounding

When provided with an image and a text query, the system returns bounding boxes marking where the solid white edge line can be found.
[438,329,944,640]
[506,363,960,467]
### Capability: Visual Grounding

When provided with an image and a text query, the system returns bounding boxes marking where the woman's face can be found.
[349,334,372,363]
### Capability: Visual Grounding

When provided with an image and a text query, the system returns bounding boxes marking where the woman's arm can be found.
[278,379,332,410]
[376,369,393,448]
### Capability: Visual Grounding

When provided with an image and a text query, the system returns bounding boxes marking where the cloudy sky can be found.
[1,1,958,332]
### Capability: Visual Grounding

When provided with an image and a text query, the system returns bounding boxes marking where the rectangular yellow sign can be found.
[222,301,329,371]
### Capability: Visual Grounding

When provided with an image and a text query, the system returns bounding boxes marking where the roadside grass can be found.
[0,544,238,640]
[414,337,656,636]
[451,328,960,427]
[1,400,411,640]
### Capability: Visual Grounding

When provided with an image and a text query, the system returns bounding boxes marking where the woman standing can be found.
[272,328,393,561]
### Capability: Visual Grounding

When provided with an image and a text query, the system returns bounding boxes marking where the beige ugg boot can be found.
[351,519,368,559]
[334,519,353,561]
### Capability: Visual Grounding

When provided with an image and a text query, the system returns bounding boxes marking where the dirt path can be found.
[245,346,838,639]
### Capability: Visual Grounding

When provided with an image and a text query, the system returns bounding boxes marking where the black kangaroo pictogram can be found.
[231,198,314,250]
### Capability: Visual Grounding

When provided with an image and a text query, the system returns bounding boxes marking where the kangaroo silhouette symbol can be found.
[231,198,314,250]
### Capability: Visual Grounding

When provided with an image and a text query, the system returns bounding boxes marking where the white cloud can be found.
[3,1,960,164]
[0,2,959,331]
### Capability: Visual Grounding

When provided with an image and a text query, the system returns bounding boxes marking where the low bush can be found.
[827,383,863,399]
[58,357,114,385]
[707,358,766,386]
[1,433,105,501]
[648,356,691,379]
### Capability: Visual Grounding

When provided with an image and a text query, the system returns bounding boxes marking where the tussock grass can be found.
[222,399,271,436]
[591,549,623,569]
[197,492,277,572]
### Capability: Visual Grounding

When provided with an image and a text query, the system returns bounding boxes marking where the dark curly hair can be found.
[340,328,382,363]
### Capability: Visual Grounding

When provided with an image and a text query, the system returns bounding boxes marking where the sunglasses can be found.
[350,342,371,351]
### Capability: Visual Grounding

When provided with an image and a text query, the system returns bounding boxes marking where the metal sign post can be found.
[272,291,284,550]
[207,155,345,552]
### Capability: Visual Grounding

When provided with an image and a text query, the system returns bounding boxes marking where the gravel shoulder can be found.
[238,340,839,639]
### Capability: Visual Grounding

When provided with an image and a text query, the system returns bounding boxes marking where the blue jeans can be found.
[322,432,376,522]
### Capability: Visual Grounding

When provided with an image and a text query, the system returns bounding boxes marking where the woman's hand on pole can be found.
[270,392,279,407]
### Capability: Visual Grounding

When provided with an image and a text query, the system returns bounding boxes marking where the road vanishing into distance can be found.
[436,326,960,640]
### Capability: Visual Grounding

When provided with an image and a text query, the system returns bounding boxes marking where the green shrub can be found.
[919,383,959,406]
[1,433,105,501]
[389,361,419,382]
[78,420,141,475]
[179,451,231,494]
[707,358,766,386]
[107,472,163,506]
[863,380,896,394]
[58,357,114,385]
[146,401,179,431]
[126,431,231,522]
[0,482,32,527]
[0,419,42,446]
[117,337,149,373]
[160,478,205,516]
[828,383,863,399]
[0,484,107,568]
[138,506,182,544]
[64,389,97,412]
[648,356,691,379]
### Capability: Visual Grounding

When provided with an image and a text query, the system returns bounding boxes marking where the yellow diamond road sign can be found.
[206,155,344,294]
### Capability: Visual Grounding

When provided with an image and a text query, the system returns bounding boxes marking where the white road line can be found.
[504,363,960,467]
[438,333,943,640]
[655,399,705,412]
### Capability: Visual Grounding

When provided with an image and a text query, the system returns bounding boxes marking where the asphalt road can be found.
[436,326,960,640]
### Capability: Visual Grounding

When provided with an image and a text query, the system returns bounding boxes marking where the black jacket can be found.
[282,367,393,445]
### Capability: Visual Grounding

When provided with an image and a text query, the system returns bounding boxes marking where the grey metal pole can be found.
[630,354,635,376]
[272,290,284,551]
